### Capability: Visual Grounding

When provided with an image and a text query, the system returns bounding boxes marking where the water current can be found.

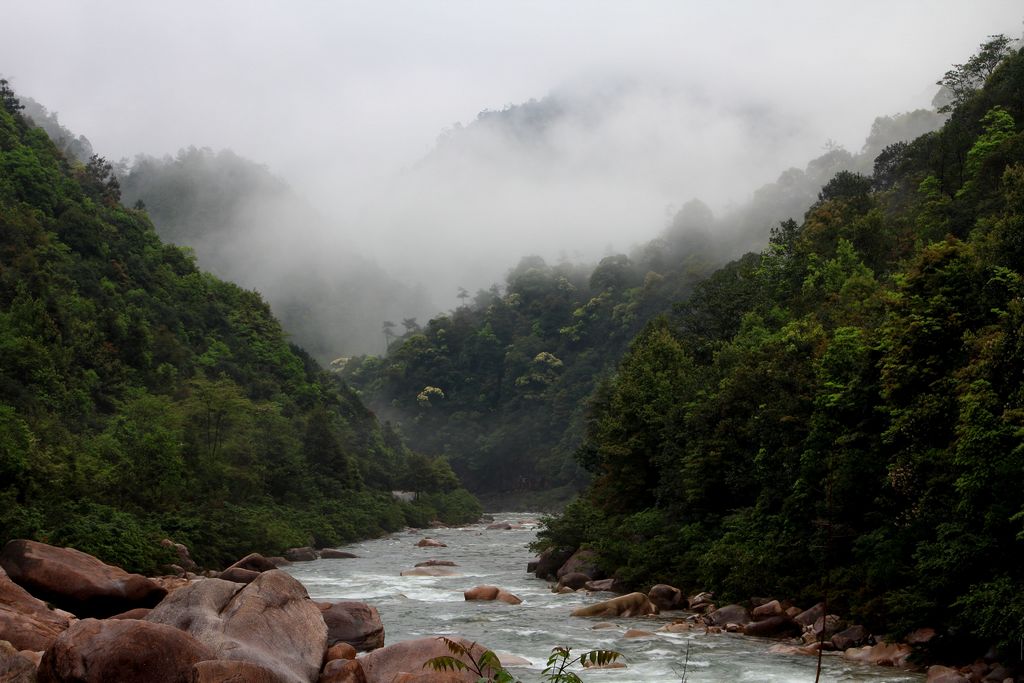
[285,512,924,682]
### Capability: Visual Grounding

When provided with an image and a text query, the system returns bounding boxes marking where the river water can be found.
[285,513,923,682]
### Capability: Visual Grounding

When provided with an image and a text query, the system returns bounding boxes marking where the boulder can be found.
[584,578,619,592]
[325,642,358,662]
[533,548,573,581]
[37,618,214,683]
[359,637,494,683]
[906,627,938,645]
[842,642,912,667]
[556,549,601,580]
[190,660,282,682]
[146,571,327,683]
[400,567,460,577]
[320,658,368,683]
[319,550,358,560]
[751,599,783,620]
[218,567,260,584]
[414,560,458,568]
[161,539,199,573]
[926,665,970,683]
[647,584,685,611]
[463,586,522,605]
[705,604,751,627]
[785,606,802,618]
[623,629,655,639]
[556,572,590,591]
[526,560,539,573]
[688,592,714,610]
[284,547,319,562]
[793,602,825,627]
[109,608,152,620]
[767,643,818,656]
[831,624,869,651]
[812,614,843,638]
[742,616,801,638]
[0,566,72,651]
[266,557,292,567]
[227,553,278,574]
[0,540,167,619]
[571,592,658,618]
[0,640,37,683]
[415,539,447,549]
[485,522,512,530]
[316,601,385,652]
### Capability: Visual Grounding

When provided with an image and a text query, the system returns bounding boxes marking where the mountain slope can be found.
[537,36,1024,659]
[0,80,478,572]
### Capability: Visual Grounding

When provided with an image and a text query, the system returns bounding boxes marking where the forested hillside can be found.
[0,80,478,574]
[342,95,943,505]
[535,36,1024,658]
[118,148,435,360]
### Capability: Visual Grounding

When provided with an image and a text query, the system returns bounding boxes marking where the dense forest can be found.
[0,80,479,574]
[531,36,1024,659]
[342,98,943,505]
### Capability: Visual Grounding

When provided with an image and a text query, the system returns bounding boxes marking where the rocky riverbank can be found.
[0,538,498,682]
[529,545,1022,682]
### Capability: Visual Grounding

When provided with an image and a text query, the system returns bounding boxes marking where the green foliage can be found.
[538,38,1024,660]
[423,638,622,683]
[0,82,478,573]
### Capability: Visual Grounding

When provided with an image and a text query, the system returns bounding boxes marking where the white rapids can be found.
[285,512,924,682]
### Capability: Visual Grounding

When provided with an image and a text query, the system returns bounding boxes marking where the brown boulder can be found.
[359,637,494,683]
[706,604,752,627]
[623,629,655,638]
[556,572,590,591]
[319,550,358,560]
[190,660,283,682]
[0,640,37,683]
[109,608,152,620]
[316,601,385,652]
[831,624,869,651]
[400,567,460,577]
[218,567,260,584]
[793,602,825,627]
[38,618,214,683]
[284,547,319,562]
[415,539,447,549]
[584,578,619,592]
[647,584,684,611]
[485,522,512,530]
[0,540,167,619]
[320,658,367,683]
[227,553,278,574]
[161,540,199,573]
[742,616,801,638]
[414,560,457,568]
[463,586,522,605]
[146,571,327,683]
[0,567,72,651]
[556,549,601,580]
[688,592,714,610]
[751,599,783,620]
[571,592,658,618]
[325,642,358,662]
[842,642,912,667]
[533,548,573,581]
[926,665,970,683]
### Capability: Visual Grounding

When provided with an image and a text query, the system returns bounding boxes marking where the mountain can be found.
[341,88,944,506]
[119,147,435,361]
[0,79,478,573]
[536,35,1024,660]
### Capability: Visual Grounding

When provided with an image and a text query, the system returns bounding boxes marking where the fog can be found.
[2,1,1021,353]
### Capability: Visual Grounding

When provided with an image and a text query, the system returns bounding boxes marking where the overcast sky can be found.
[2,1,1022,304]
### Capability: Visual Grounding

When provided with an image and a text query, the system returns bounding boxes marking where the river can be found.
[285,512,923,682]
